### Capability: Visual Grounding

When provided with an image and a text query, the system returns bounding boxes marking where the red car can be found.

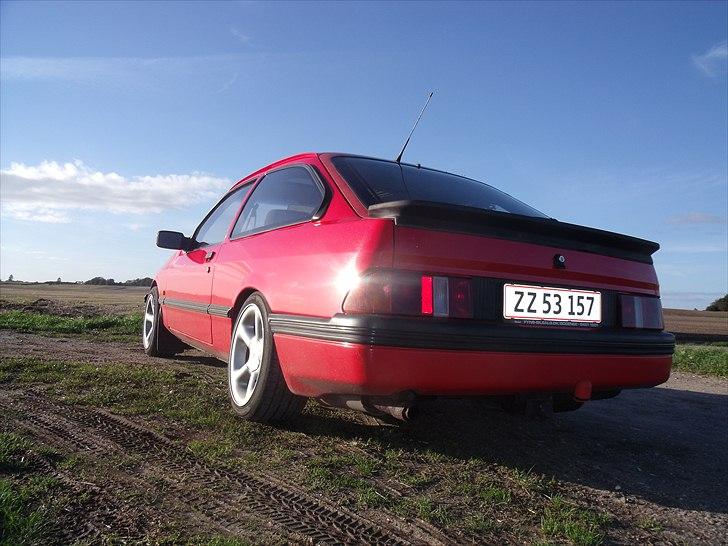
[144,153,674,423]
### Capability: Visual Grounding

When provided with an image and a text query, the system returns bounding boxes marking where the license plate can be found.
[503,284,602,324]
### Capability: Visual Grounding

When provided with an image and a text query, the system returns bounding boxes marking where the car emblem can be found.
[554,254,566,269]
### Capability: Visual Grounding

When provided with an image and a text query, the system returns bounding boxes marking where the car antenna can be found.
[395,91,434,164]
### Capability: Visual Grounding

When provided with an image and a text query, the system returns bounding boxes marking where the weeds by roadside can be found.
[541,495,610,546]
[672,344,728,377]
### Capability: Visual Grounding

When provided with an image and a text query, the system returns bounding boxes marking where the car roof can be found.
[230,151,466,190]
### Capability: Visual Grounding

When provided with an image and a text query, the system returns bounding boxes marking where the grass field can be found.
[0,282,147,315]
[0,310,141,340]
[663,308,728,343]
[1,283,726,544]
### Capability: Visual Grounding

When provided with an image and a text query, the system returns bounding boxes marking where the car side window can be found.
[231,166,325,238]
[194,185,248,247]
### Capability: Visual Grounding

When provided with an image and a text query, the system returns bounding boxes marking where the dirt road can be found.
[1,330,726,543]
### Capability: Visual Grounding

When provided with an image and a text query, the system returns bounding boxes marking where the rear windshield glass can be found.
[331,156,548,218]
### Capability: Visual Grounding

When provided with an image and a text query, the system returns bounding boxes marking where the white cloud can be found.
[0,54,255,91]
[216,72,239,94]
[1,160,230,223]
[2,246,68,262]
[666,212,725,225]
[230,28,252,43]
[692,40,728,77]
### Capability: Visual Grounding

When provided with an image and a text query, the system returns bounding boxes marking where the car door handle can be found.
[205,250,216,262]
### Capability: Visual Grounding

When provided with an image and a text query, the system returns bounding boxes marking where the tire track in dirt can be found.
[4,412,253,541]
[36,455,159,543]
[0,422,151,544]
[1,388,425,545]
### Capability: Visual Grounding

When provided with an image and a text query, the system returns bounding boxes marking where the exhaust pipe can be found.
[318,395,418,422]
[371,403,419,421]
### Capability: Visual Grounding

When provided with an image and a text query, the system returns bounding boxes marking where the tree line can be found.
[4,275,153,287]
[83,277,154,286]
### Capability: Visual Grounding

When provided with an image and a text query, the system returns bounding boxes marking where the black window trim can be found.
[228,163,332,241]
[191,179,256,248]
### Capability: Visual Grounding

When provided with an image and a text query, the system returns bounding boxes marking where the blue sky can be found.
[1,0,726,309]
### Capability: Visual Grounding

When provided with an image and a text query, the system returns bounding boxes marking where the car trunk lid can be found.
[369,200,660,297]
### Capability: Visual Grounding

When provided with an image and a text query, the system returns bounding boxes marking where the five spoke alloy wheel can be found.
[230,303,265,406]
[227,292,306,422]
[142,286,185,357]
[142,294,156,351]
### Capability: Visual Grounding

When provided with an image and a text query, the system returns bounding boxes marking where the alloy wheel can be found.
[229,303,265,407]
[142,296,155,350]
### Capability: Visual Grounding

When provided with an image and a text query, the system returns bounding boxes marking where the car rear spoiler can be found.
[367,200,660,264]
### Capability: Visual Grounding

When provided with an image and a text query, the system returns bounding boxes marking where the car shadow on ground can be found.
[173,351,226,368]
[293,386,728,515]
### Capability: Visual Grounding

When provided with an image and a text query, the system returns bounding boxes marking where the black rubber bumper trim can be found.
[269,314,675,356]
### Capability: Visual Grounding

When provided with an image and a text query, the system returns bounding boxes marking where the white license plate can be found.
[503,284,602,324]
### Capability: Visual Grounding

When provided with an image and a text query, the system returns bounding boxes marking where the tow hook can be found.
[574,380,593,403]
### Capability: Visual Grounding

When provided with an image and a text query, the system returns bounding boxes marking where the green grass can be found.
[0,476,63,545]
[636,517,663,533]
[457,478,513,505]
[0,357,251,434]
[304,452,389,507]
[464,513,496,534]
[0,433,73,545]
[672,344,728,377]
[541,496,610,546]
[0,310,141,339]
[397,497,452,526]
[0,433,33,473]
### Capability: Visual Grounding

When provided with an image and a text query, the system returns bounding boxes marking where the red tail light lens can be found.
[343,270,473,318]
[343,270,421,315]
[421,275,434,315]
[620,295,664,329]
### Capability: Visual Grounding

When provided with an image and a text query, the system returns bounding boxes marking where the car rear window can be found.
[331,156,548,218]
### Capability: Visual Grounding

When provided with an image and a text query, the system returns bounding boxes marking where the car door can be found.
[210,165,328,349]
[162,185,248,345]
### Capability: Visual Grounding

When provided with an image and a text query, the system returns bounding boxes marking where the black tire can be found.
[143,287,185,357]
[227,292,306,423]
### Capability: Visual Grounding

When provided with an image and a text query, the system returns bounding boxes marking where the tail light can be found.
[343,270,473,318]
[620,295,664,329]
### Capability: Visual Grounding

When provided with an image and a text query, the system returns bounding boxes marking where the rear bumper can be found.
[270,314,675,355]
[270,314,674,398]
